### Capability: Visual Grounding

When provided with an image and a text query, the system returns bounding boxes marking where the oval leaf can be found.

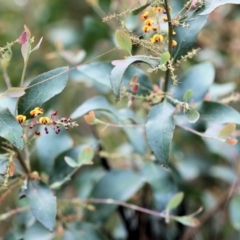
[110,56,159,99]
[183,89,193,102]
[160,52,171,65]
[115,30,132,55]
[18,67,69,117]
[170,62,215,102]
[200,0,240,15]
[87,170,145,222]
[229,195,240,231]
[78,146,94,166]
[0,87,25,98]
[173,216,200,227]
[166,192,184,211]
[173,15,208,62]
[26,180,56,231]
[146,101,175,168]
[197,101,240,124]
[0,108,24,149]
[64,156,78,168]
[186,109,200,123]
[218,123,236,138]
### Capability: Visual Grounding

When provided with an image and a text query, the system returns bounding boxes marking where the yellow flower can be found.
[39,117,51,125]
[144,18,154,26]
[16,115,26,123]
[150,34,163,43]
[151,25,158,31]
[172,40,177,47]
[152,6,163,13]
[142,25,151,33]
[162,16,168,22]
[30,107,44,117]
[140,11,149,20]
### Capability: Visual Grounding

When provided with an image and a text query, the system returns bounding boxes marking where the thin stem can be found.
[2,68,12,88]
[163,0,173,93]
[15,148,30,174]
[81,198,167,219]
[177,124,225,142]
[50,166,80,190]
[20,60,28,87]
[0,206,29,221]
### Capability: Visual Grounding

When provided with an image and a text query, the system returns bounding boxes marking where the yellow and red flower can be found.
[39,117,51,125]
[150,34,163,43]
[30,107,44,117]
[16,115,26,123]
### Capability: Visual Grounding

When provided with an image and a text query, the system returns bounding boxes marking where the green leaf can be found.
[166,192,184,211]
[146,101,175,167]
[173,15,208,62]
[160,52,171,65]
[172,216,200,227]
[183,90,193,102]
[170,62,215,102]
[200,0,240,15]
[197,101,240,124]
[64,222,106,240]
[64,156,78,168]
[186,109,200,123]
[110,56,159,99]
[18,67,69,117]
[0,87,25,99]
[218,123,236,138]
[0,108,24,149]
[115,30,132,55]
[229,195,240,231]
[36,125,73,174]
[87,170,145,223]
[131,0,152,15]
[26,180,56,231]
[75,62,152,95]
[24,222,55,240]
[70,96,146,155]
[78,146,94,166]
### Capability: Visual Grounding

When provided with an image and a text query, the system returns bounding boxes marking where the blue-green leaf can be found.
[0,108,24,149]
[173,15,208,61]
[229,195,240,231]
[146,101,175,167]
[110,56,159,98]
[26,180,56,231]
[197,101,240,124]
[115,30,132,55]
[131,0,152,15]
[170,62,215,102]
[70,96,146,154]
[18,67,69,117]
[87,170,145,222]
[200,0,240,15]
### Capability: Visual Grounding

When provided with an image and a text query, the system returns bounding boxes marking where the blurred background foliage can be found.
[1,0,240,239]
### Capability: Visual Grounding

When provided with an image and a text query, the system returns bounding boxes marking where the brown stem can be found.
[15,149,29,174]
[180,179,239,240]
[163,0,173,93]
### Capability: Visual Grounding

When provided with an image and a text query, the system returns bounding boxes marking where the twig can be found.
[81,198,166,219]
[180,179,240,240]
[0,206,29,221]
[177,124,225,143]
[163,0,173,93]
[2,68,11,88]
[15,148,29,174]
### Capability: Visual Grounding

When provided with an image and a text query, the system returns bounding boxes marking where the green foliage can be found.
[146,101,175,167]
[1,0,240,239]
[0,109,24,149]
[26,180,56,231]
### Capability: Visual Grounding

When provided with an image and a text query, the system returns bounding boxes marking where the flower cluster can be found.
[140,4,177,47]
[16,107,78,136]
